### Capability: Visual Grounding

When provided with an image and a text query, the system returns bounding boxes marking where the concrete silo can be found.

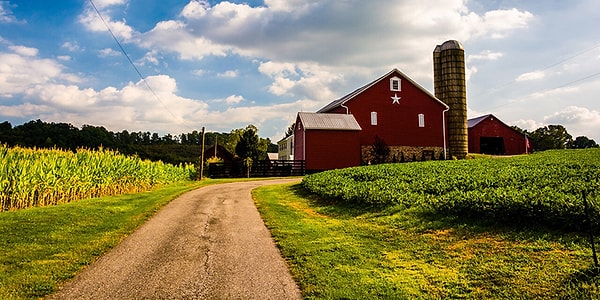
[433,40,468,159]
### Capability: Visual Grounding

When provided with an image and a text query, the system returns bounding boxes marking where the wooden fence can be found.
[207,160,305,178]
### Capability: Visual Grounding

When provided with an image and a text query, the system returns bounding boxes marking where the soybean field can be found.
[302,149,600,231]
[0,145,196,211]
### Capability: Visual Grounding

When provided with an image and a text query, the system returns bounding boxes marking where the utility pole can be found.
[200,127,205,180]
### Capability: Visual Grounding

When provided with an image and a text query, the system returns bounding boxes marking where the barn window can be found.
[418,113,425,127]
[390,77,401,91]
[371,112,378,125]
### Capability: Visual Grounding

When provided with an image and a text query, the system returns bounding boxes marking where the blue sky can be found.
[1,0,599,142]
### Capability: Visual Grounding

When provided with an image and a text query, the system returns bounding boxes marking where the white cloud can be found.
[511,119,544,132]
[57,55,71,61]
[136,20,227,60]
[258,61,342,102]
[92,0,127,10]
[2,0,546,141]
[467,50,504,62]
[225,95,244,104]
[140,50,161,66]
[545,106,598,123]
[474,9,533,39]
[509,107,600,141]
[79,2,134,41]
[516,71,545,82]
[544,106,600,139]
[217,70,239,78]
[98,48,120,57]
[180,0,210,19]
[61,41,81,52]
[9,45,38,57]
[0,2,22,23]
[0,51,71,97]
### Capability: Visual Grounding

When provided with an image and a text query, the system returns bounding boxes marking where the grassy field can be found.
[254,150,600,299]
[0,179,246,300]
[255,183,598,299]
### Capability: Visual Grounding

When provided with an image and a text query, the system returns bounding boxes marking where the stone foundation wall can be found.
[361,145,445,164]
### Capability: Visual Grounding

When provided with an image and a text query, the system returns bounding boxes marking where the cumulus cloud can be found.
[136,20,227,60]
[138,1,534,74]
[545,106,599,123]
[512,119,544,132]
[225,95,244,104]
[2,0,541,139]
[258,61,342,102]
[0,50,76,97]
[544,106,600,140]
[465,8,533,39]
[76,0,535,106]
[9,45,38,56]
[78,1,134,41]
[180,0,210,19]
[98,48,120,57]
[509,107,600,141]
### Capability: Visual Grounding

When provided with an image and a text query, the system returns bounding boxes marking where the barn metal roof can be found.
[298,112,362,131]
[317,68,448,113]
[467,114,492,128]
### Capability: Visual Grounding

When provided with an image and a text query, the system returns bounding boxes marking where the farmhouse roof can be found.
[298,112,362,131]
[317,68,448,113]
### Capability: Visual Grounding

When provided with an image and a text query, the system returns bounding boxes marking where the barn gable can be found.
[315,68,449,162]
[318,68,448,114]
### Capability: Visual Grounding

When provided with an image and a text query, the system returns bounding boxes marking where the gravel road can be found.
[47,179,302,300]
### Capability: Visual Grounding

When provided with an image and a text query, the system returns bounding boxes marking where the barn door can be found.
[480,137,505,155]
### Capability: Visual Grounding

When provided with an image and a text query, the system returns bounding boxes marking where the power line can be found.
[472,42,600,100]
[87,0,194,131]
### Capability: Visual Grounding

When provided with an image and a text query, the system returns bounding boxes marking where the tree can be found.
[371,135,390,164]
[529,125,573,151]
[569,136,599,149]
[235,125,262,161]
[284,123,295,139]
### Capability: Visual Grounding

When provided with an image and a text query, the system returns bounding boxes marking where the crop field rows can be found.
[0,145,196,211]
[302,149,600,231]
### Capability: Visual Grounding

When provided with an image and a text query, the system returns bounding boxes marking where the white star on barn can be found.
[391,93,401,104]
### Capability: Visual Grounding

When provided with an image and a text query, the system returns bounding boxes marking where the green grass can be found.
[254,183,600,299]
[0,178,244,300]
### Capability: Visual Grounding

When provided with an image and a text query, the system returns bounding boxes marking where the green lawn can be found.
[0,179,228,300]
[254,183,600,299]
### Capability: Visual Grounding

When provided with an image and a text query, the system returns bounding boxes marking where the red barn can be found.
[468,114,531,155]
[294,69,449,171]
[294,112,361,171]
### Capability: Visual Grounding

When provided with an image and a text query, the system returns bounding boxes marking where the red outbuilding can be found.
[468,114,531,155]
[294,112,362,171]
[293,69,450,171]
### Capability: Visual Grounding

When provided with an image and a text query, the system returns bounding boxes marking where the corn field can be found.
[0,144,196,211]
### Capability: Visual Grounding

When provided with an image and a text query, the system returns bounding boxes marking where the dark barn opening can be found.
[480,137,505,155]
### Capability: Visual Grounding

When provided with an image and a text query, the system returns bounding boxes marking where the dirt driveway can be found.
[48,179,302,300]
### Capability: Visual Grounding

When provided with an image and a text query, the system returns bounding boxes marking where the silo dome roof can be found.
[440,40,464,50]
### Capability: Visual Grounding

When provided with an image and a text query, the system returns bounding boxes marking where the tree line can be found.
[511,124,598,151]
[0,120,278,165]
